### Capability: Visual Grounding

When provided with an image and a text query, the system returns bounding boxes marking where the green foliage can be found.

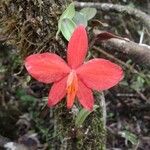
[60,18,76,41]
[57,3,97,41]
[56,2,75,39]
[73,11,87,27]
[75,105,99,127]
[131,76,145,91]
[60,2,75,20]
[16,88,36,106]
[119,130,138,145]
[80,7,97,20]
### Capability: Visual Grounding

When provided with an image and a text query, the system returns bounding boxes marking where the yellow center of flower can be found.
[66,70,78,108]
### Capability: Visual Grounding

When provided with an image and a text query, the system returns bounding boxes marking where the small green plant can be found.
[75,105,99,127]
[119,130,138,145]
[56,2,97,40]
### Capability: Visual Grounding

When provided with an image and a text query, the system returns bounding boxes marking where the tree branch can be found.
[75,2,150,31]
[97,38,150,68]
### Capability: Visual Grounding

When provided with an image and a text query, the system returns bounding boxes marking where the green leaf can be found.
[73,11,87,27]
[60,18,76,41]
[56,3,75,39]
[75,105,99,127]
[16,88,36,104]
[131,76,145,91]
[119,130,138,145]
[60,2,75,20]
[80,7,97,20]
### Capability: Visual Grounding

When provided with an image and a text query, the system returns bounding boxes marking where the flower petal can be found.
[25,53,70,83]
[77,80,94,111]
[77,59,124,91]
[67,25,88,69]
[48,77,67,107]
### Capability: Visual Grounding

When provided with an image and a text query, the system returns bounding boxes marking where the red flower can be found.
[25,25,123,110]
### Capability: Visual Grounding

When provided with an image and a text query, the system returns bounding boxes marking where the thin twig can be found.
[100,92,107,128]
[75,2,150,31]
[95,92,107,149]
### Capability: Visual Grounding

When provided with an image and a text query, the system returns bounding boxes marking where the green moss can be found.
[0,0,70,56]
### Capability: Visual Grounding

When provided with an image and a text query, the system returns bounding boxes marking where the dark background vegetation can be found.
[0,0,150,149]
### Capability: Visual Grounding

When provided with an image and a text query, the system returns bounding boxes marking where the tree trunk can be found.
[0,0,106,149]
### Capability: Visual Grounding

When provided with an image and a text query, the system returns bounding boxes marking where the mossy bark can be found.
[0,0,70,56]
[0,0,106,149]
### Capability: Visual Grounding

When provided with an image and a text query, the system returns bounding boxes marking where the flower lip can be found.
[66,70,78,108]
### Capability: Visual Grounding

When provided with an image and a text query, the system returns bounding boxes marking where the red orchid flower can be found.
[25,25,123,111]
